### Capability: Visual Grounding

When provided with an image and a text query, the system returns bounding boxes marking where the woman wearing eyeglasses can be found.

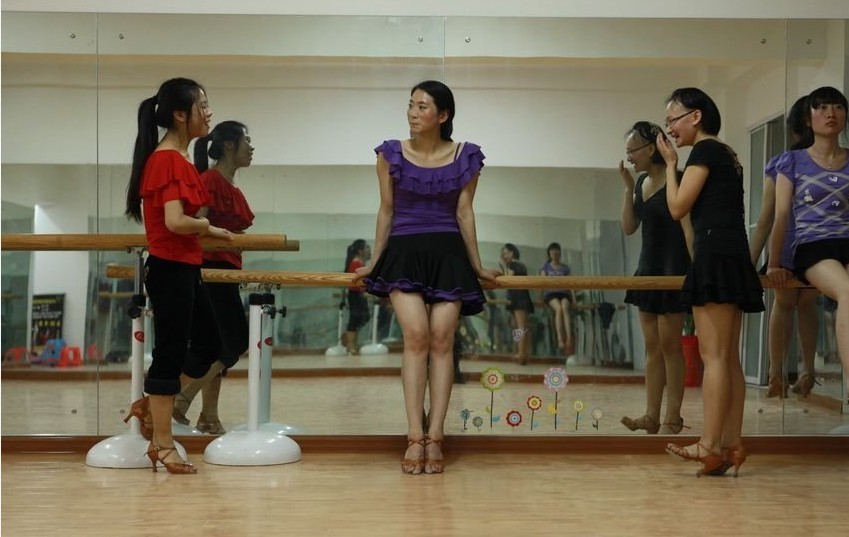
[619,121,692,436]
[657,88,764,477]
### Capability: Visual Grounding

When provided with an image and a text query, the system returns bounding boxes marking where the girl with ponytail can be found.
[171,121,255,434]
[343,239,371,354]
[123,78,232,474]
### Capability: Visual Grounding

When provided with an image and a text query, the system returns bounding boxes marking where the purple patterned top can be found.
[776,149,849,248]
[375,140,485,236]
[765,154,796,269]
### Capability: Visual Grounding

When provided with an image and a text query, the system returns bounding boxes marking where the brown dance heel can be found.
[665,442,724,477]
[766,377,787,398]
[172,393,191,426]
[621,414,660,434]
[401,438,425,475]
[123,396,153,440]
[707,445,748,477]
[196,413,226,435]
[658,417,691,435]
[424,438,444,474]
[145,444,197,474]
[791,374,817,397]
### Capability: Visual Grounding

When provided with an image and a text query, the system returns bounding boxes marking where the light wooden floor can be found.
[2,452,848,536]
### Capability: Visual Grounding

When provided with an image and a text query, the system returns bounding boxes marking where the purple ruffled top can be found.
[375,140,485,235]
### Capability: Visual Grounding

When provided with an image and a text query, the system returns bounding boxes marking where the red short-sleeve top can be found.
[200,169,255,268]
[141,150,210,265]
[347,258,364,291]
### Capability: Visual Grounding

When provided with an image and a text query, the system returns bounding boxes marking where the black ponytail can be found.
[125,77,205,223]
[344,239,367,272]
[194,120,248,173]
[193,135,212,172]
[125,96,159,223]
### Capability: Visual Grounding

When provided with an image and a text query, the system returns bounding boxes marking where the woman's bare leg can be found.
[389,291,430,465]
[659,312,686,430]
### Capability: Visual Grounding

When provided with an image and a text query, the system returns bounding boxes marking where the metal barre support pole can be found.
[86,250,188,468]
[203,293,301,466]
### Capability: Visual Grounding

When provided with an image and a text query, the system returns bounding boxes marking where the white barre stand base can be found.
[326,306,349,356]
[359,342,388,355]
[204,430,301,466]
[171,420,202,435]
[359,303,388,355]
[203,292,301,466]
[86,432,188,469]
[231,421,304,436]
[325,344,348,356]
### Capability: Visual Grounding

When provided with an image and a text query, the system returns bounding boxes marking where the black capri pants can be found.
[346,290,371,331]
[143,255,223,395]
[201,259,249,368]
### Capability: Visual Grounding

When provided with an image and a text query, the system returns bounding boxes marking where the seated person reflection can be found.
[769,86,849,407]
[539,242,574,356]
[748,96,819,398]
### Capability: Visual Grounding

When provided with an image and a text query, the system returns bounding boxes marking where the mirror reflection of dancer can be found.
[501,243,533,364]
[343,239,371,354]
[658,87,764,477]
[539,242,574,357]
[619,121,693,435]
[171,121,255,434]
[354,81,499,475]
[748,97,819,398]
[124,78,232,474]
[769,86,849,409]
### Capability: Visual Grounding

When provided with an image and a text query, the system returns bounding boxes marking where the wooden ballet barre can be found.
[104,267,806,290]
[0,233,298,252]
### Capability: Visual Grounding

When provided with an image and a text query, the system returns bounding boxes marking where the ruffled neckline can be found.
[376,139,484,195]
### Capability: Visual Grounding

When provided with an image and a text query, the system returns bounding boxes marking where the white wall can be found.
[3,0,849,19]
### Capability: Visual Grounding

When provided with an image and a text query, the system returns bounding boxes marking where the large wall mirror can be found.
[2,12,847,437]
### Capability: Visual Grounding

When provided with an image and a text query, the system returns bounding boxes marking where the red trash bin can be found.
[681,335,703,387]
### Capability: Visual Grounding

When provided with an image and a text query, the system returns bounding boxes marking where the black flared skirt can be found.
[364,232,485,316]
[681,250,764,313]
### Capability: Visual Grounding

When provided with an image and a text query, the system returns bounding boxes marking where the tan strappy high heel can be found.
[621,414,660,434]
[123,397,153,440]
[424,438,444,474]
[145,444,197,474]
[401,438,425,475]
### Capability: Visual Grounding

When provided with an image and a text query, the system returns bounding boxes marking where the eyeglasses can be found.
[625,142,652,156]
[664,109,696,128]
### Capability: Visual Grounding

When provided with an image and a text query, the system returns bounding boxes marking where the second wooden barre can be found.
[104,266,806,290]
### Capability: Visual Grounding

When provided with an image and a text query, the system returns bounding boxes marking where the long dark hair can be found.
[194,120,248,172]
[411,80,455,141]
[344,239,367,272]
[786,96,812,151]
[125,78,205,223]
[666,87,722,136]
[625,121,665,165]
[503,243,520,260]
